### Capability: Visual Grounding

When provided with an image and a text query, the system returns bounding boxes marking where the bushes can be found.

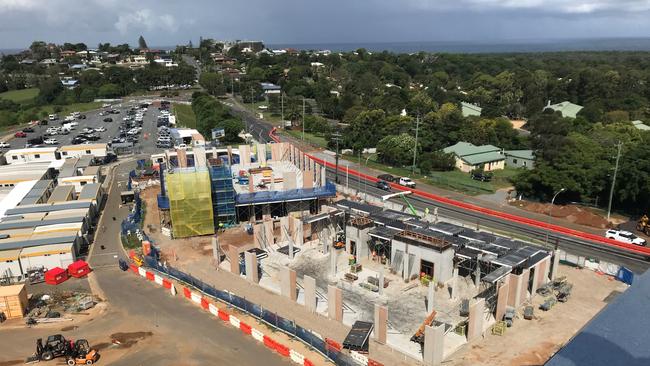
[418,151,456,173]
[376,133,417,166]
[191,92,244,144]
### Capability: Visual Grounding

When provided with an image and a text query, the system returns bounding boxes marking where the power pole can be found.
[607,141,623,221]
[281,92,284,122]
[331,132,341,184]
[302,97,306,141]
[412,114,420,175]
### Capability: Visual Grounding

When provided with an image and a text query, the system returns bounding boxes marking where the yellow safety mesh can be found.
[167,170,215,238]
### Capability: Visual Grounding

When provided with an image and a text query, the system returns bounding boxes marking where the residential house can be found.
[61,78,79,89]
[504,150,535,170]
[59,50,77,58]
[461,102,482,117]
[260,82,281,95]
[545,100,583,119]
[443,142,505,172]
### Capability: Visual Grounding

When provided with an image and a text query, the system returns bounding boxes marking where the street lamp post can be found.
[364,154,373,198]
[545,188,566,248]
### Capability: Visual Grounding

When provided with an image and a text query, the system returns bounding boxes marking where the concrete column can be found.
[254,223,265,248]
[327,285,343,321]
[427,282,435,313]
[551,250,561,280]
[303,275,316,312]
[402,253,410,281]
[257,143,266,163]
[508,272,523,308]
[264,219,274,247]
[303,170,314,188]
[280,216,290,244]
[283,171,297,190]
[450,267,459,300]
[474,255,482,288]
[520,269,530,305]
[281,267,297,301]
[374,304,387,344]
[542,256,551,284]
[378,272,385,296]
[244,251,259,284]
[495,275,510,322]
[212,236,220,264]
[291,217,303,246]
[330,250,337,276]
[423,323,445,366]
[228,245,239,274]
[530,265,539,299]
[467,297,485,342]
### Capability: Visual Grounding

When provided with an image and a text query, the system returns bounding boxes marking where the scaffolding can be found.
[166,169,215,238]
[209,162,237,226]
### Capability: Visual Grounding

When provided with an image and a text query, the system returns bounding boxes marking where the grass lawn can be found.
[0,88,39,103]
[173,103,196,129]
[39,102,104,117]
[284,129,328,147]
[240,100,284,123]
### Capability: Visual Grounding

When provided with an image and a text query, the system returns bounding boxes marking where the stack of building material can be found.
[0,284,28,319]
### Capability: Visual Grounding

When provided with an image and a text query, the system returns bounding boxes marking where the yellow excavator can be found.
[637,215,650,236]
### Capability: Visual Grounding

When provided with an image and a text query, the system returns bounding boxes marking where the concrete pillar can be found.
[450,267,459,300]
[280,216,290,244]
[402,253,410,281]
[520,269,530,305]
[467,297,485,342]
[551,250,561,280]
[378,272,385,296]
[495,275,510,322]
[542,256,551,284]
[303,275,316,312]
[257,143,266,163]
[264,219,274,247]
[212,236,220,264]
[291,217,303,246]
[423,323,445,366]
[330,250,337,276]
[474,256,482,288]
[327,285,343,321]
[374,304,387,344]
[283,171,297,190]
[507,272,523,308]
[281,267,297,301]
[244,251,259,284]
[254,223,265,248]
[228,245,239,274]
[427,282,435,313]
[530,265,539,299]
[303,170,314,188]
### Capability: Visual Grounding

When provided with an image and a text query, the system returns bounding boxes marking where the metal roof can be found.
[78,183,101,200]
[482,265,513,284]
[0,234,77,251]
[459,230,498,243]
[545,269,650,366]
[368,226,401,241]
[5,201,91,215]
[335,199,383,215]
[47,185,75,203]
[0,215,85,230]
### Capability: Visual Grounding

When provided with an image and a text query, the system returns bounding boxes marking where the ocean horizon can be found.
[5,37,650,55]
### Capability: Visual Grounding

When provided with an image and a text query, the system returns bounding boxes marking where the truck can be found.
[398,177,416,188]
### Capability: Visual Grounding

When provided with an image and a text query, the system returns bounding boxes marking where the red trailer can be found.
[44,267,69,285]
[67,260,91,278]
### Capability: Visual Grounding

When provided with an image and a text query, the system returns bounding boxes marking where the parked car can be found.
[39,119,48,125]
[22,127,34,133]
[82,127,94,134]
[103,117,113,122]
[14,131,27,138]
[377,174,396,182]
[605,229,647,246]
[78,114,86,119]
[376,180,391,191]
[44,138,58,145]
[71,136,87,144]
[28,136,44,145]
[0,141,10,149]
[95,126,106,132]
[470,171,493,182]
[398,177,416,188]
[85,134,101,141]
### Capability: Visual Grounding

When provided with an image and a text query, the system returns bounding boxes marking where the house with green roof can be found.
[545,100,583,119]
[504,150,535,170]
[461,102,482,117]
[632,120,650,131]
[443,142,505,172]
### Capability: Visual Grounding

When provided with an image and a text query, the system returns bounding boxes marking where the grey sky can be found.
[1,0,650,48]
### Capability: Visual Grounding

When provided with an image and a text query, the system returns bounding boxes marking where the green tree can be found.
[36,78,64,104]
[98,83,121,98]
[376,133,418,166]
[418,151,456,173]
[138,35,148,49]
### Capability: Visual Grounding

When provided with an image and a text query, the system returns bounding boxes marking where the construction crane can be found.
[382,191,419,217]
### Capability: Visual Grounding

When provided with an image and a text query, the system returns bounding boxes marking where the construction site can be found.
[127,141,631,366]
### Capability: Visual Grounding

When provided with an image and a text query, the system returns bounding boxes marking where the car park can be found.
[605,229,647,246]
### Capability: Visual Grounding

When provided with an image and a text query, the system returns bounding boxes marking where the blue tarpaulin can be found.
[616,266,634,285]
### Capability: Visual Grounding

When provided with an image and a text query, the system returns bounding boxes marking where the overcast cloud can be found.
[0,0,649,48]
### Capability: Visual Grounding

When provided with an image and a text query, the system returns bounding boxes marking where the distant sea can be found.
[5,38,650,55]
[267,37,650,54]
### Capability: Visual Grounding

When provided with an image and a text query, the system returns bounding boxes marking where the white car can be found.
[82,127,95,134]
[95,126,106,132]
[0,141,10,148]
[606,229,646,246]
[64,116,75,122]
[399,177,416,188]
[44,138,58,145]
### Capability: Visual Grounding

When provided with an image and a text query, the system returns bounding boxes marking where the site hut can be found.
[4,147,59,165]
[47,185,76,204]
[57,157,101,194]
[58,143,108,160]
[0,161,58,190]
[17,180,55,206]
[170,128,206,148]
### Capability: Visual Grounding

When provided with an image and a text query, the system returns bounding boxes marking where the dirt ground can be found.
[446,265,628,366]
[511,201,619,229]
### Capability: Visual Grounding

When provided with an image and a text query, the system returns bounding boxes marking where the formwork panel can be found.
[167,170,215,238]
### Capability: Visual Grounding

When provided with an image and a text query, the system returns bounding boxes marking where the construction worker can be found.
[218,222,225,233]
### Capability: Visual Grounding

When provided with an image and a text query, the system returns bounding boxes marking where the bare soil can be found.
[110,331,153,348]
[511,201,612,229]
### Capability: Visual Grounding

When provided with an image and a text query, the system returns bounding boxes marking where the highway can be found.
[225,96,650,273]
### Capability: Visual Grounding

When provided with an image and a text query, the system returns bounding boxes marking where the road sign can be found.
[212,128,225,139]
